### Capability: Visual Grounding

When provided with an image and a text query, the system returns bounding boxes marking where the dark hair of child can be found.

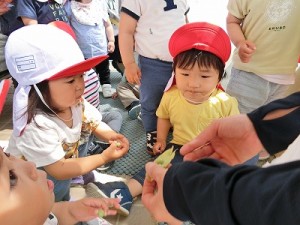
[173,49,226,81]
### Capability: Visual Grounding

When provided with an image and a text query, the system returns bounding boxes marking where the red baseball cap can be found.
[169,22,231,64]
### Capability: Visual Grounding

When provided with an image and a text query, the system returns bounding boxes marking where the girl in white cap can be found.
[4,24,129,202]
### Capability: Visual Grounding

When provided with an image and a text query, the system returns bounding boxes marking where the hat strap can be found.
[13,85,31,136]
[33,84,73,122]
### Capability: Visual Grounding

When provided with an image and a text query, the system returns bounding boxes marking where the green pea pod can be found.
[98,209,105,218]
[154,146,176,168]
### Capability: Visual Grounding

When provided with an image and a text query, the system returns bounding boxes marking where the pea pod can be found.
[154,146,176,168]
[98,209,105,218]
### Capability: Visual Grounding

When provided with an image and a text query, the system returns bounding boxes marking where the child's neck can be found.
[184,97,207,105]
[56,108,73,127]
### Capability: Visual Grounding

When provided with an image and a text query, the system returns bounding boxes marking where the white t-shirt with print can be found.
[6,99,102,167]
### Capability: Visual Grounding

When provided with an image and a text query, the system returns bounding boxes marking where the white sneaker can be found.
[102,84,116,98]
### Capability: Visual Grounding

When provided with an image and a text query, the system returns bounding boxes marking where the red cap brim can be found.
[48,55,108,80]
[0,79,11,114]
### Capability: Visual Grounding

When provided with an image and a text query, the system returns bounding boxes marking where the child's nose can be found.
[188,76,201,87]
[75,78,85,91]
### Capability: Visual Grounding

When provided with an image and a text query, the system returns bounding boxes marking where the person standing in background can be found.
[225,0,300,158]
[119,0,189,155]
[106,0,124,75]
[65,0,116,98]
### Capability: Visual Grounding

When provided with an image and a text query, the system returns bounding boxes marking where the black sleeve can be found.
[247,92,300,155]
[164,159,300,225]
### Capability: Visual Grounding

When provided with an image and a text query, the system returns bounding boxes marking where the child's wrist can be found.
[124,61,135,67]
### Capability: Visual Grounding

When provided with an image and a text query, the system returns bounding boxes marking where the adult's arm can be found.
[164,159,300,225]
[248,91,300,155]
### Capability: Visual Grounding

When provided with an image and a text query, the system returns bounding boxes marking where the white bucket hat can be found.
[5,24,107,136]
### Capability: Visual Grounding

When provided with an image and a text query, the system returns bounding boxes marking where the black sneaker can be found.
[88,141,115,171]
[86,181,133,216]
[112,60,124,75]
[128,101,141,120]
[146,131,157,156]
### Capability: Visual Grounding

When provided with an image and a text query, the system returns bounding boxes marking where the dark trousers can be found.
[94,58,110,85]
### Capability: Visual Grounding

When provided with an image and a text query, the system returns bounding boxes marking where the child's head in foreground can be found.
[0,147,54,225]
[5,23,107,136]
[168,22,231,104]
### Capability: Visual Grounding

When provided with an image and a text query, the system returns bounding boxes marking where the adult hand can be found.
[237,40,256,63]
[124,62,141,85]
[142,162,182,225]
[180,114,263,165]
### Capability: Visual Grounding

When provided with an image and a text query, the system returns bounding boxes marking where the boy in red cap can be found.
[85,22,257,218]
[4,24,129,203]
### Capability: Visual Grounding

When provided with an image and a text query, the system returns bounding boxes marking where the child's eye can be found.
[9,170,18,188]
[67,79,75,84]
[181,73,189,77]
[4,152,10,157]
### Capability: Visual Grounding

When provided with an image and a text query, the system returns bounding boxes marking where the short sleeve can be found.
[121,0,141,18]
[156,92,170,119]
[17,0,38,20]
[227,0,246,20]
[9,116,66,167]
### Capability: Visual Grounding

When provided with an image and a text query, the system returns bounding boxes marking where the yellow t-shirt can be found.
[156,87,239,145]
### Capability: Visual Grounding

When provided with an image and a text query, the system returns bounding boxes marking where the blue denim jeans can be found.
[139,55,173,132]
[44,138,92,202]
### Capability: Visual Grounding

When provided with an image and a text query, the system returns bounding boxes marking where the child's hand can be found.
[153,141,166,155]
[107,41,115,53]
[102,134,129,160]
[237,40,256,63]
[124,62,141,85]
[69,197,120,222]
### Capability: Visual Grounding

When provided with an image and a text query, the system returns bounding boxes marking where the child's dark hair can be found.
[173,49,226,81]
[26,80,61,124]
